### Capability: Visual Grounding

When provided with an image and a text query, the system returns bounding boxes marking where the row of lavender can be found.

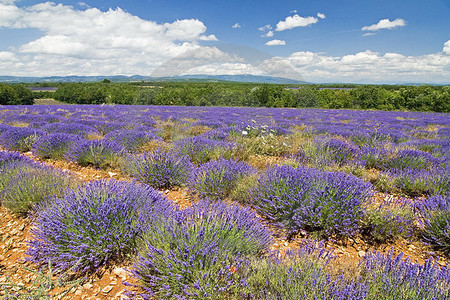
[0,104,449,298]
[1,151,449,299]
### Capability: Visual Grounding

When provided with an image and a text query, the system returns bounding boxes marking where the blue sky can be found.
[0,0,449,83]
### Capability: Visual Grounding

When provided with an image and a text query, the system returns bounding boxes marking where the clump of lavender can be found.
[319,138,360,166]
[359,251,449,299]
[27,180,174,273]
[358,146,389,169]
[251,165,373,238]
[0,127,44,152]
[41,123,99,138]
[66,139,126,169]
[189,159,256,201]
[0,165,76,215]
[131,199,272,299]
[392,168,449,197]
[126,149,193,189]
[360,198,415,243]
[32,133,83,159]
[173,136,233,164]
[382,149,441,172]
[417,195,450,256]
[104,130,160,153]
[0,150,35,167]
[238,241,367,300]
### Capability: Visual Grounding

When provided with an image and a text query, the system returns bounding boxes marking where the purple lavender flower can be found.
[27,179,174,273]
[189,159,256,201]
[130,199,271,299]
[251,165,373,238]
[66,139,126,169]
[32,133,83,159]
[417,195,450,255]
[104,129,160,153]
[173,136,234,164]
[127,149,193,189]
[0,127,45,152]
[359,251,449,299]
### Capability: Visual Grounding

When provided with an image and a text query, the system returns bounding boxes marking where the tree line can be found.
[1,81,449,113]
[0,84,34,105]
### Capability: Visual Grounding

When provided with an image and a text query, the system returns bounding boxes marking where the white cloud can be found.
[265,39,286,46]
[317,13,325,19]
[258,24,272,31]
[362,32,376,37]
[290,10,297,14]
[232,23,240,29]
[0,2,221,76]
[275,45,450,83]
[275,14,319,31]
[443,40,450,55]
[362,18,406,31]
[261,30,274,38]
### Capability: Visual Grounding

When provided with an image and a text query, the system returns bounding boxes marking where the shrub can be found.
[313,138,360,166]
[189,159,256,201]
[417,195,450,256]
[104,130,160,153]
[41,123,99,138]
[32,133,83,159]
[0,127,44,152]
[0,165,76,215]
[359,251,450,299]
[382,149,440,171]
[250,165,373,238]
[126,149,193,189]
[238,242,366,300]
[360,198,415,243]
[0,150,35,167]
[66,139,126,169]
[173,136,234,164]
[131,200,271,299]
[392,168,449,197]
[27,180,174,273]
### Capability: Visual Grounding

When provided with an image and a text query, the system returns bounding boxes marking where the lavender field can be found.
[0,104,449,299]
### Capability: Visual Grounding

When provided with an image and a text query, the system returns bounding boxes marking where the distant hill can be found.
[0,74,308,84]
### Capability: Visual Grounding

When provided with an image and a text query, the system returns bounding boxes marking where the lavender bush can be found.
[27,180,173,273]
[417,195,450,256]
[32,133,83,159]
[189,159,256,201]
[360,198,415,243]
[173,136,234,164]
[104,129,160,153]
[131,199,271,299]
[251,165,373,238]
[1,165,76,215]
[66,139,126,169]
[392,168,449,197]
[238,242,366,300]
[126,149,193,189]
[359,251,450,299]
[382,149,440,171]
[0,127,44,152]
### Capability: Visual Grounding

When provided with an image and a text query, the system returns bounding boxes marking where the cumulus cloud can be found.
[275,14,319,31]
[261,31,274,38]
[232,23,240,29]
[443,40,450,55]
[265,39,286,46]
[317,13,325,19]
[362,18,406,31]
[0,2,223,76]
[258,24,272,31]
[274,45,450,83]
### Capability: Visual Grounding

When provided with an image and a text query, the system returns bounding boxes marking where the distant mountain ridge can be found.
[0,74,307,84]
